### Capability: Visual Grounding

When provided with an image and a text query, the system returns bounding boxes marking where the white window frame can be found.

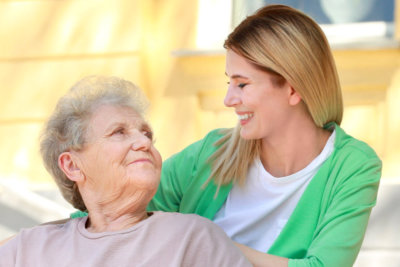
[194,0,397,50]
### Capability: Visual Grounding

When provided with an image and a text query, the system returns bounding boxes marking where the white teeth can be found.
[238,113,253,120]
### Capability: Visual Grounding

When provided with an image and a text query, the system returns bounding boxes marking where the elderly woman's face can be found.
[74,104,162,202]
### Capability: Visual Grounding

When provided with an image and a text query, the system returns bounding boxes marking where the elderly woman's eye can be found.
[113,128,125,135]
[144,130,153,140]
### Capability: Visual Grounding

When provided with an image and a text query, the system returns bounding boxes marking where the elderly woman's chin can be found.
[126,170,161,192]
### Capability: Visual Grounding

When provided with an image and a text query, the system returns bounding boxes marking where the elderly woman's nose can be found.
[131,132,151,151]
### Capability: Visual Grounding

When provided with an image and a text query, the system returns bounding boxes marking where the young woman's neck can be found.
[260,116,331,178]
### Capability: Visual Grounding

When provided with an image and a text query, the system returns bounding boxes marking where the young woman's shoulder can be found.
[334,125,380,162]
[189,128,230,151]
[329,125,382,186]
[165,128,231,164]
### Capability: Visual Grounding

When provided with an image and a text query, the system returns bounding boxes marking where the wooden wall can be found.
[0,0,398,188]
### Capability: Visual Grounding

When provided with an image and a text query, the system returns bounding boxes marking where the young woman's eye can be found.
[238,83,248,89]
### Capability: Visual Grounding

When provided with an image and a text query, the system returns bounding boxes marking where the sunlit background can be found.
[0,0,399,265]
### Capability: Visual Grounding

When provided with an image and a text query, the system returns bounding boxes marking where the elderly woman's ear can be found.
[58,152,84,182]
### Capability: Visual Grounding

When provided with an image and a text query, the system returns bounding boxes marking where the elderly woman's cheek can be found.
[123,162,159,188]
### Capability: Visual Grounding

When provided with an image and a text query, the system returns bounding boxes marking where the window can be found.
[232,0,396,48]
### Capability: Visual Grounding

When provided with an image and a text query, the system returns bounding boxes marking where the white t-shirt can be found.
[213,130,336,252]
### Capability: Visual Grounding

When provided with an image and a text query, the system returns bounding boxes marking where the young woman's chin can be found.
[239,128,258,140]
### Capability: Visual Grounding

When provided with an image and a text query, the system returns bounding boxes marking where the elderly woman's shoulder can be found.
[151,211,212,224]
[148,212,251,267]
[150,211,223,233]
[31,217,83,233]
[5,216,83,245]
[152,211,209,221]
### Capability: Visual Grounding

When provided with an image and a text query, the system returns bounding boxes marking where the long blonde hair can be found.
[208,5,343,187]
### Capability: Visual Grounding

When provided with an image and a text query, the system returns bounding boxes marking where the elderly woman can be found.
[0,76,251,267]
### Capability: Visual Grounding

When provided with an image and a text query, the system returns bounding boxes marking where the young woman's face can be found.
[224,49,294,141]
[74,104,162,204]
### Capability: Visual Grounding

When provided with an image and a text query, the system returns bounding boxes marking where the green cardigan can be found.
[147,124,382,267]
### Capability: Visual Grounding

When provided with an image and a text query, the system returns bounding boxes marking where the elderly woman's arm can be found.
[41,218,70,225]
[0,235,14,247]
[0,235,17,266]
[0,217,71,247]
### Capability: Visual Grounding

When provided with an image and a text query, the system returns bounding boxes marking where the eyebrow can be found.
[104,120,138,131]
[104,121,126,132]
[224,72,250,79]
[141,121,152,131]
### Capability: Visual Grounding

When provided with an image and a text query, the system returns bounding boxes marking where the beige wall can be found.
[0,0,149,183]
[0,0,399,187]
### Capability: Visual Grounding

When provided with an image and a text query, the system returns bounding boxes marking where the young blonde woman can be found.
[148,5,382,267]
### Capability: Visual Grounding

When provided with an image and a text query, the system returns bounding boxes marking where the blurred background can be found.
[0,0,399,265]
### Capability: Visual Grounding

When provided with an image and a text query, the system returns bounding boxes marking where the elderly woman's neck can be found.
[77,183,156,232]
[85,208,150,233]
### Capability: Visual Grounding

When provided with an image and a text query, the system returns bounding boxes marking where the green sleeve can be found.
[147,129,227,215]
[147,138,206,212]
[70,210,88,218]
[288,154,382,267]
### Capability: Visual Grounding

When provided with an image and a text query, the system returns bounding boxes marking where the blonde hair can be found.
[40,76,148,211]
[209,5,343,187]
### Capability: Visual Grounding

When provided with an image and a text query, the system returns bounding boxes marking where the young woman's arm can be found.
[235,242,288,267]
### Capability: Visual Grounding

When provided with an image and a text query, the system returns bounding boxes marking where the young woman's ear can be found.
[288,85,302,106]
[58,152,84,182]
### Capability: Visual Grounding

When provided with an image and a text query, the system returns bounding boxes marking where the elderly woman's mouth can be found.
[129,158,153,165]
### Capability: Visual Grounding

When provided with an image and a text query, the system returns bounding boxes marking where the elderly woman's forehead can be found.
[88,104,145,128]
[92,103,140,116]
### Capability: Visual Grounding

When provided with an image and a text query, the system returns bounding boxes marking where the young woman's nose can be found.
[131,132,151,151]
[224,85,241,107]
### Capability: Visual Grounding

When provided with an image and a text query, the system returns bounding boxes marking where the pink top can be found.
[0,211,251,267]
